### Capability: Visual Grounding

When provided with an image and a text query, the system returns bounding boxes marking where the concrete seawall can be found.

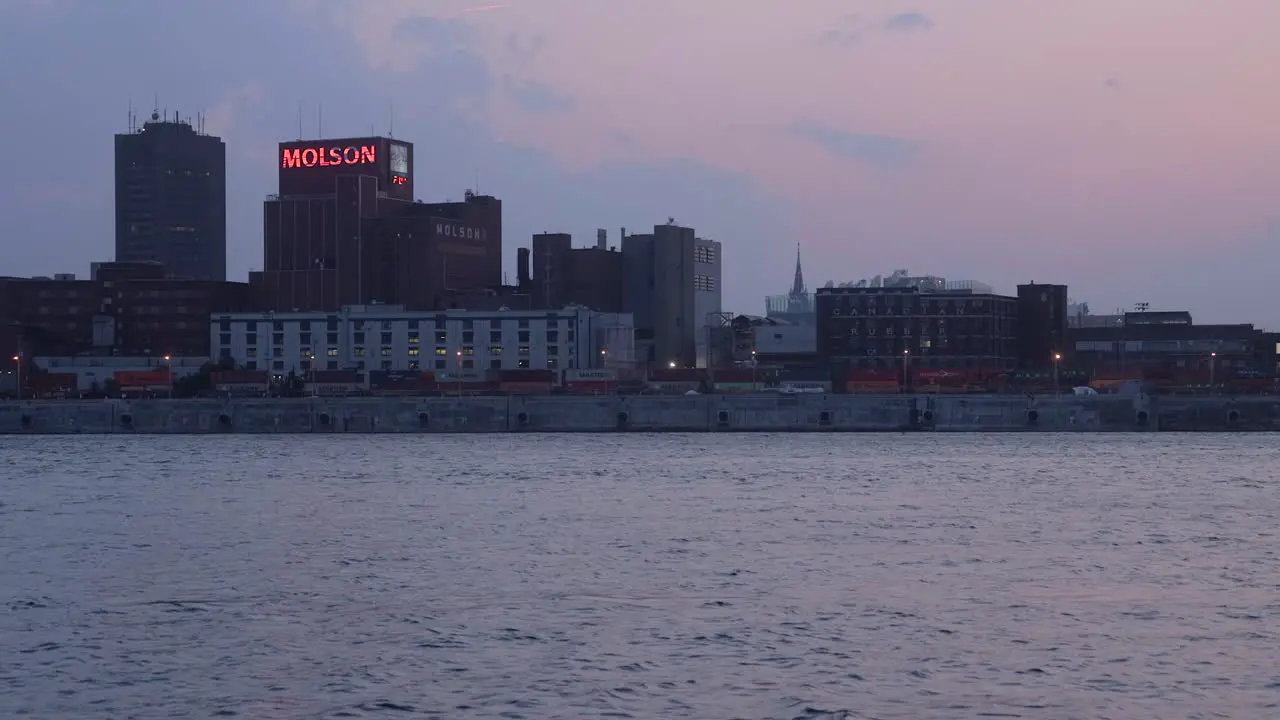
[2,394,1279,434]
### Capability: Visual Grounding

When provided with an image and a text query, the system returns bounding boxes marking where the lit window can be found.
[435,347,448,356]
[327,348,338,357]
[408,348,420,357]
[489,345,503,355]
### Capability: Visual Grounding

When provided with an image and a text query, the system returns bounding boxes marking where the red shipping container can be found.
[846,368,899,382]
[114,370,171,387]
[564,381,616,394]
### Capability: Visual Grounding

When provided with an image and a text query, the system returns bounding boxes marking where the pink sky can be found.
[2,0,1278,324]
[328,0,1280,321]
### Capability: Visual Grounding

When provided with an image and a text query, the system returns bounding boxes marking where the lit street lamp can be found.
[163,355,173,399]
[456,350,463,396]
[12,354,20,402]
[1209,351,1216,393]
[901,348,909,394]
[751,349,757,391]
[1053,352,1062,398]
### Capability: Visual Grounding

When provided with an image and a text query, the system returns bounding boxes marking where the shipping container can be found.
[713,382,761,394]
[846,368,900,382]
[312,369,362,384]
[500,380,554,395]
[305,380,363,396]
[114,370,172,388]
[711,368,760,384]
[564,368,618,383]
[212,370,270,385]
[368,370,435,393]
[214,369,269,396]
[648,380,702,394]
[492,369,555,383]
[649,368,705,383]
[563,380,616,395]
[25,372,78,397]
[846,381,901,393]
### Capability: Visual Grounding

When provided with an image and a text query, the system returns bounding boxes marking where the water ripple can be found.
[0,433,1277,718]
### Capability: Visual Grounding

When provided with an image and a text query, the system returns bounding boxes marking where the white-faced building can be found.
[211,304,635,377]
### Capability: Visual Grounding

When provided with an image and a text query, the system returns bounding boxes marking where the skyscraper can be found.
[114,111,227,280]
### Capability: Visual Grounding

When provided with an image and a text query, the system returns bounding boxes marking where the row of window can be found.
[694,274,717,292]
[232,357,570,373]
[694,245,717,264]
[218,316,572,333]
[220,329,574,347]
[235,344,571,359]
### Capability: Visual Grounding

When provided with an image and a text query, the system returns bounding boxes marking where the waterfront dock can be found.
[2,393,1278,434]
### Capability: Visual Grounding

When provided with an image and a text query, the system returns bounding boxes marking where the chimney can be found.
[620,226,626,239]
[516,247,531,286]
[596,228,607,249]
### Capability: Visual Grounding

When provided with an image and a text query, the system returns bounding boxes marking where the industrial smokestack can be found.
[517,247,531,286]
[596,229,606,249]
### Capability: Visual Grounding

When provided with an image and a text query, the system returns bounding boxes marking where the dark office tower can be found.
[1016,282,1069,368]
[114,111,227,280]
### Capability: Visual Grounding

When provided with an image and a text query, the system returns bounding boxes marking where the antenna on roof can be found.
[297,102,303,140]
[389,101,394,138]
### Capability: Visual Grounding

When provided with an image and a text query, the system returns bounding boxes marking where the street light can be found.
[751,349,757,391]
[669,361,676,369]
[1209,351,1216,393]
[1053,352,1062,399]
[163,355,173,399]
[901,348,909,394]
[11,354,20,402]
[456,350,463,397]
[308,352,317,397]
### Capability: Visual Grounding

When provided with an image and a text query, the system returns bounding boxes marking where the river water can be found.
[1,434,1277,719]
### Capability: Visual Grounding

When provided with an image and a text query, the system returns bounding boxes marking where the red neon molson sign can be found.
[280,144,377,169]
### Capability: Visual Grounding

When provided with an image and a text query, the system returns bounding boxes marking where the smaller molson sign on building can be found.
[435,223,487,241]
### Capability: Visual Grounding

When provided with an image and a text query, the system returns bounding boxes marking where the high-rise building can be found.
[114,111,227,280]
[621,222,722,368]
[250,136,502,311]
[1016,282,1069,368]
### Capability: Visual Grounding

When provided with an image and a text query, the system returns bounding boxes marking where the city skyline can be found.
[2,0,1279,326]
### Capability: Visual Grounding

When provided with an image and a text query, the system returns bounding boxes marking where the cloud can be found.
[884,12,933,32]
[788,121,920,169]
[502,76,573,114]
[503,32,547,63]
[391,14,476,48]
[819,13,862,47]
[204,83,267,138]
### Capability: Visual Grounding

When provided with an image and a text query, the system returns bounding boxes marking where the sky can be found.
[2,0,1279,326]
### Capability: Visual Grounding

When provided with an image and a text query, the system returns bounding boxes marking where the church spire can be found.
[790,243,806,296]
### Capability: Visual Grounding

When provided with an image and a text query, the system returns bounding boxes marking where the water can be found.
[1,434,1278,719]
